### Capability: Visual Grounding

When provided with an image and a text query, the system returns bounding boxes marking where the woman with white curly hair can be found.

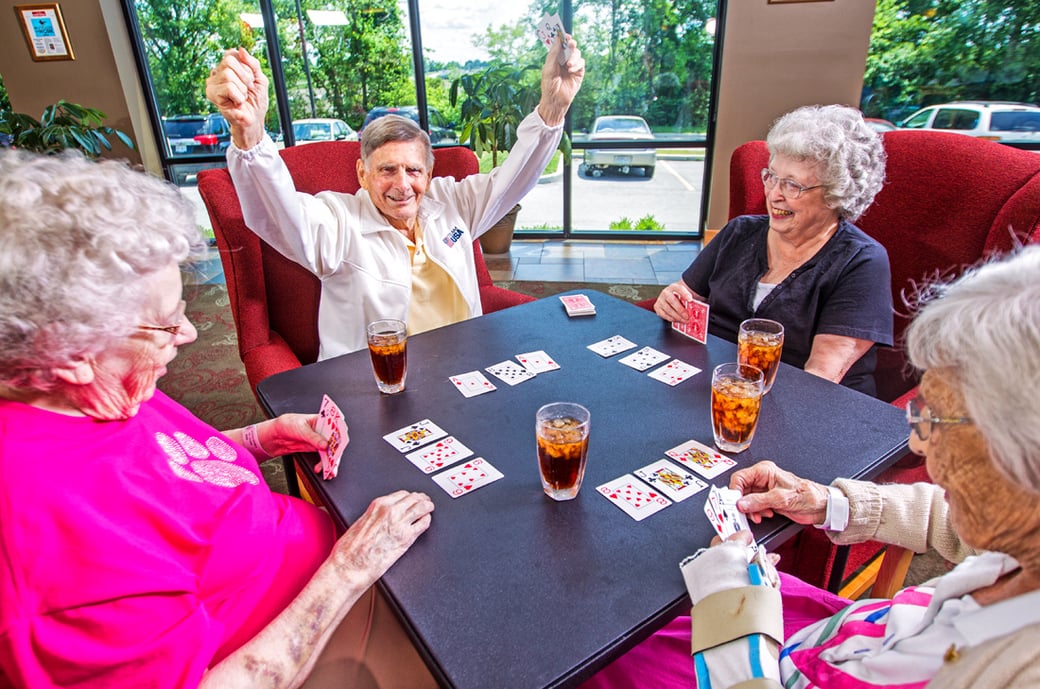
[654,104,892,395]
[0,150,435,688]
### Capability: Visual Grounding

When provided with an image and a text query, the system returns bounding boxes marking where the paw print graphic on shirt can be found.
[156,431,260,488]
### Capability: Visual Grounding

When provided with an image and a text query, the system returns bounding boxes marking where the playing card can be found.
[450,370,497,398]
[404,436,474,474]
[587,335,638,358]
[672,299,710,344]
[516,350,561,373]
[431,457,504,498]
[618,346,670,372]
[597,475,672,521]
[536,12,572,64]
[705,485,758,556]
[634,459,707,502]
[383,419,449,452]
[486,360,537,386]
[316,394,348,479]
[665,438,737,479]
[559,294,596,317]
[647,359,702,386]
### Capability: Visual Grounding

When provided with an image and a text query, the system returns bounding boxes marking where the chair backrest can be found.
[197,141,482,368]
[729,131,1040,401]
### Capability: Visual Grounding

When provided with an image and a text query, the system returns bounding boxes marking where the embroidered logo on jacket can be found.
[442,227,464,248]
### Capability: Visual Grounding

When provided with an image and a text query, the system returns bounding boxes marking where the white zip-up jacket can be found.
[227,110,562,358]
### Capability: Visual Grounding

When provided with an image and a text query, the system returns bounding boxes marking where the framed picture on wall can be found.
[15,3,75,61]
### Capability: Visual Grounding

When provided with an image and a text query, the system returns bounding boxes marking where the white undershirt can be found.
[752,281,776,310]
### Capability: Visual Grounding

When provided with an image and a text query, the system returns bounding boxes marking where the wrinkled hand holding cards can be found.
[316,394,348,479]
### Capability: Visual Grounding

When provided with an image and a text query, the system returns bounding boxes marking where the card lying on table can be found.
[450,371,497,398]
[383,419,449,452]
[647,359,701,386]
[634,459,707,502]
[486,360,537,386]
[587,334,638,357]
[432,458,504,498]
[517,350,561,373]
[597,475,671,521]
[619,346,670,371]
[665,438,736,479]
[405,436,474,474]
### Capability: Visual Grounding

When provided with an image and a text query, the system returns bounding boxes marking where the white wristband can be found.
[814,485,849,532]
[241,424,272,459]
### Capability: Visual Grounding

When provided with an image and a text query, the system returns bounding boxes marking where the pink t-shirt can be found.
[0,392,336,689]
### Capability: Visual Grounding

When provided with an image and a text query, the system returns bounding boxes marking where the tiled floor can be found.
[485,239,701,285]
[185,239,702,286]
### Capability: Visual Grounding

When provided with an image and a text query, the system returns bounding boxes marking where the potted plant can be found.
[450,64,568,254]
[0,99,134,158]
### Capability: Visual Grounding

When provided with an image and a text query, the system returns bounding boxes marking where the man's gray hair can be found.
[0,149,203,391]
[767,104,886,221]
[361,114,434,169]
[905,245,1040,492]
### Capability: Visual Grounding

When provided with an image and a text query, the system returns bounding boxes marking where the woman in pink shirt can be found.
[0,150,435,688]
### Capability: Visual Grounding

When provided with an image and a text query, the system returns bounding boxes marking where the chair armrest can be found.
[241,331,304,397]
[872,546,915,599]
[479,285,536,314]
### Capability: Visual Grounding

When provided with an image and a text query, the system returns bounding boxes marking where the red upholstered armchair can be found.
[197,142,533,394]
[728,131,1040,593]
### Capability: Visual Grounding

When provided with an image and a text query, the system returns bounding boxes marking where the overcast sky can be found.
[414,0,532,64]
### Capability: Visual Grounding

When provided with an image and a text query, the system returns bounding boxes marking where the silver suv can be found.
[899,101,1040,143]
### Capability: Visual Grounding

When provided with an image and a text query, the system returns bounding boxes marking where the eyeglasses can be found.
[905,397,972,441]
[761,169,826,199]
[137,300,187,338]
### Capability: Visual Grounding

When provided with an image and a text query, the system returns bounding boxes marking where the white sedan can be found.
[291,118,358,144]
[582,115,656,179]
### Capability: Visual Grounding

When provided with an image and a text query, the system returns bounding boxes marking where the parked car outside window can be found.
[163,113,231,156]
[864,117,898,133]
[291,118,357,144]
[360,106,458,145]
[581,115,656,179]
[899,101,1040,143]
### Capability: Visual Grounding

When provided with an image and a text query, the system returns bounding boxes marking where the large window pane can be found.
[567,0,715,236]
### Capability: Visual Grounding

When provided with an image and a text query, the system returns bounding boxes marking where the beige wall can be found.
[0,0,875,215]
[0,0,157,168]
[707,0,877,230]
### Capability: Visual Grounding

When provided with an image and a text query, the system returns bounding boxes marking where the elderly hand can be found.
[537,34,585,127]
[205,47,269,150]
[653,280,698,323]
[729,460,830,526]
[331,491,435,584]
[252,413,332,459]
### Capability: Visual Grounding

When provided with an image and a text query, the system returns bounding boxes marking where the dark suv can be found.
[361,106,458,144]
[163,113,231,156]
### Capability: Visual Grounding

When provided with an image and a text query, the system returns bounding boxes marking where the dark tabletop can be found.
[257,292,909,689]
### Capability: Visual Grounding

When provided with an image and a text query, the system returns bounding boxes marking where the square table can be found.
[257,292,909,689]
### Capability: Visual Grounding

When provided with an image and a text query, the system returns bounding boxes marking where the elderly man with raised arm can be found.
[206,38,585,358]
